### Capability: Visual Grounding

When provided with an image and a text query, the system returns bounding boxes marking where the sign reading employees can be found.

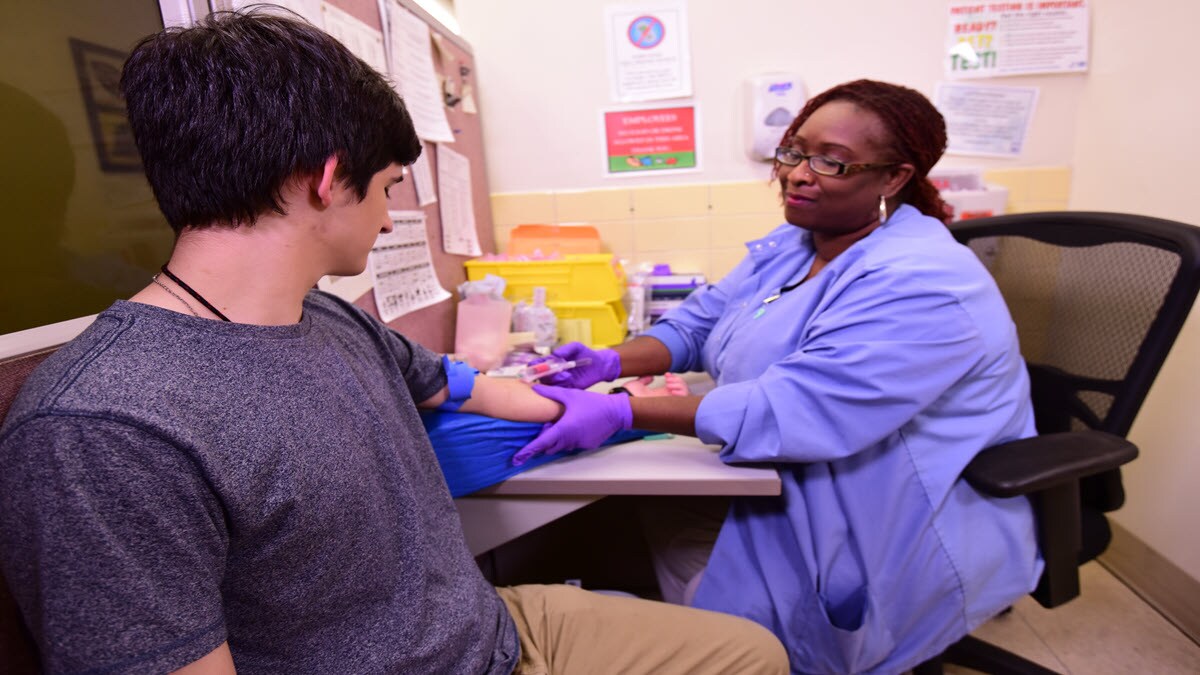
[945,1,1090,79]
[603,105,698,175]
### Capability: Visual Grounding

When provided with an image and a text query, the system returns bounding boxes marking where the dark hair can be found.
[120,8,422,232]
[779,79,950,221]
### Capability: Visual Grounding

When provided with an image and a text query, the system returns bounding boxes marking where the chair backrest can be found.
[951,212,1200,535]
[0,348,56,673]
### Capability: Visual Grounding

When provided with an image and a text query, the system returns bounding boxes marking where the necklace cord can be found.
[762,276,809,305]
[159,264,232,322]
[151,274,199,317]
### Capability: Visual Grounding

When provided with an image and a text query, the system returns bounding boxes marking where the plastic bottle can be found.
[455,276,513,371]
[528,286,558,350]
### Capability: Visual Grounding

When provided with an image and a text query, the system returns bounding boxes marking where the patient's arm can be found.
[172,643,235,674]
[418,374,562,422]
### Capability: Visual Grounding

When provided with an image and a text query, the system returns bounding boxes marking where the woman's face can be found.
[777,100,912,236]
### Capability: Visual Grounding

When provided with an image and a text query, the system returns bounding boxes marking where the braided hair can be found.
[777,79,950,222]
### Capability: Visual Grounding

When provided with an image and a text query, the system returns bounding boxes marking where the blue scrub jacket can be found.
[644,205,1043,674]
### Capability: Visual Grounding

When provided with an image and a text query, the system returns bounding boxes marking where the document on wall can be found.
[945,1,1089,79]
[316,270,376,305]
[436,145,481,256]
[322,2,388,76]
[604,1,692,102]
[226,0,325,27]
[387,3,455,143]
[411,142,438,206]
[934,83,1039,157]
[368,211,451,321]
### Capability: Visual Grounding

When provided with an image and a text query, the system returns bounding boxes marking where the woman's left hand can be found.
[512,385,632,466]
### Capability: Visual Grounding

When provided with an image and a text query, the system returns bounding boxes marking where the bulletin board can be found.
[330,0,495,353]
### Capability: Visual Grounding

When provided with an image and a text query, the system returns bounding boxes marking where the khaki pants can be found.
[496,584,787,675]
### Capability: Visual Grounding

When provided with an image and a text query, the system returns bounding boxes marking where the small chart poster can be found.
[369,211,450,321]
[603,104,698,175]
[945,1,1090,79]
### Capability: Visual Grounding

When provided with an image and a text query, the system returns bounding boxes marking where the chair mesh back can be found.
[967,236,1179,433]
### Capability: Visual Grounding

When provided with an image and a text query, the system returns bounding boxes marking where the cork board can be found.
[332,0,494,353]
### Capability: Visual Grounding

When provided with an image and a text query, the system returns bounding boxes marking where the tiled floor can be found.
[944,561,1200,674]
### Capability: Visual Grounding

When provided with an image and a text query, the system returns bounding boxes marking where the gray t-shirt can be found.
[0,292,518,674]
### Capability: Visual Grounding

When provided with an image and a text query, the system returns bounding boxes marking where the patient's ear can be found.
[315,155,340,207]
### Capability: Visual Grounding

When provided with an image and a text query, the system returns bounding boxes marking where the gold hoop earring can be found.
[879,195,889,225]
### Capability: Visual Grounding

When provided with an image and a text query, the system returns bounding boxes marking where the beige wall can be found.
[458,0,1200,585]
[458,0,1083,192]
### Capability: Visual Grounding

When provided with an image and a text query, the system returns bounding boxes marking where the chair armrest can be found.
[964,430,1138,498]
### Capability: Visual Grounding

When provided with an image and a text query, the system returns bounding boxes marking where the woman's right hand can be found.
[534,342,622,388]
[617,373,689,397]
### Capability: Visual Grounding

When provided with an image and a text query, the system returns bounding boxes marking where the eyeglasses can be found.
[774,146,898,177]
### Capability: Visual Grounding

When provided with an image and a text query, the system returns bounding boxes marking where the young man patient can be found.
[0,8,787,675]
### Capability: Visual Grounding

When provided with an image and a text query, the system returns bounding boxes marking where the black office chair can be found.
[914,212,1200,675]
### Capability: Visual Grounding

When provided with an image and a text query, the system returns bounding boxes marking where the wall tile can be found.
[493,223,516,254]
[555,188,633,223]
[709,179,780,216]
[633,217,711,252]
[630,249,711,279]
[590,220,635,254]
[1026,167,1072,202]
[982,169,1031,203]
[491,192,555,226]
[710,214,784,248]
[711,247,749,282]
[630,185,710,218]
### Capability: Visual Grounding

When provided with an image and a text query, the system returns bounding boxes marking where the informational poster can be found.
[322,2,387,75]
[946,1,1090,79]
[226,0,324,27]
[935,83,1039,157]
[386,3,455,143]
[411,142,437,206]
[436,145,482,256]
[369,211,451,321]
[604,1,692,102]
[603,104,698,175]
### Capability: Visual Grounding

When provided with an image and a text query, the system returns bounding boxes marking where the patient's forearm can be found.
[457,375,563,422]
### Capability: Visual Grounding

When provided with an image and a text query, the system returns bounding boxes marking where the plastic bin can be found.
[507,224,603,256]
[548,299,628,348]
[941,185,1009,222]
[464,254,625,304]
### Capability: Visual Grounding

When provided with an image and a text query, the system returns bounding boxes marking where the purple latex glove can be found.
[530,342,621,388]
[512,385,632,466]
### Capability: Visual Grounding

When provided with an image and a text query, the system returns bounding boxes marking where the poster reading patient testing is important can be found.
[603,105,698,175]
[945,1,1090,79]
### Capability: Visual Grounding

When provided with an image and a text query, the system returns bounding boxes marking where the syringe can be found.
[519,357,592,383]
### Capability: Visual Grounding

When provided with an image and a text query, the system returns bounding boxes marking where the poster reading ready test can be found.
[946,1,1090,79]
[603,105,698,175]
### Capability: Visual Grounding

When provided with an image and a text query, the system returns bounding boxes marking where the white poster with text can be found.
[945,1,1089,79]
[935,82,1039,157]
[604,1,692,102]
